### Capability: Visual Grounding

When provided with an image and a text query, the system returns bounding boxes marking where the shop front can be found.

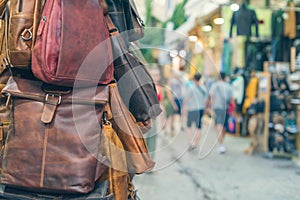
[174,0,300,158]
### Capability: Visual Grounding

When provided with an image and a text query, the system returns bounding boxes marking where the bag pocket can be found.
[8,13,33,68]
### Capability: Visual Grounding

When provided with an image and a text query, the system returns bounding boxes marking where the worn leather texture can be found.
[6,0,44,69]
[0,70,10,173]
[109,83,155,174]
[0,0,7,13]
[100,121,128,200]
[0,7,6,75]
[1,77,109,194]
[32,0,114,87]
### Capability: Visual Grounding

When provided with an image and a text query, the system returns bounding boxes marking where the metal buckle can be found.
[21,29,33,41]
[45,93,61,105]
[136,17,145,27]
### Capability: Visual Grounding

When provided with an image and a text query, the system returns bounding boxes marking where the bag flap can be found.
[2,77,109,104]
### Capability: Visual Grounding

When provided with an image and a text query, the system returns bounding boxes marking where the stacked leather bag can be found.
[0,0,160,199]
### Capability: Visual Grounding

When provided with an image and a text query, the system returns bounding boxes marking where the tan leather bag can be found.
[108,83,155,174]
[1,77,109,194]
[0,6,6,75]
[4,0,44,69]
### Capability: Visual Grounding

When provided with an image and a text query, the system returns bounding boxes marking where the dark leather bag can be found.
[106,0,144,43]
[32,0,114,87]
[1,77,109,194]
[106,16,162,123]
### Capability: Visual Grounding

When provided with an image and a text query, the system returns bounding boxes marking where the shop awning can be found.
[165,0,225,44]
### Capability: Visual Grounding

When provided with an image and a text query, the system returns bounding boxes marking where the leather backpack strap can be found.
[41,93,61,124]
[105,15,119,37]
[98,0,108,15]
[98,0,117,35]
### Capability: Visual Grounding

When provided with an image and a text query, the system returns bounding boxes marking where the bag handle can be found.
[105,15,119,37]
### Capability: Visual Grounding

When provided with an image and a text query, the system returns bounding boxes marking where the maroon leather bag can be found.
[32,0,114,87]
[1,77,109,193]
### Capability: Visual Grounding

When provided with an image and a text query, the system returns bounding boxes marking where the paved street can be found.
[133,116,300,200]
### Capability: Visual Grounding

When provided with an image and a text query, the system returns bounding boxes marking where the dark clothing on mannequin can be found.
[229,4,259,38]
[271,9,285,38]
[245,40,270,71]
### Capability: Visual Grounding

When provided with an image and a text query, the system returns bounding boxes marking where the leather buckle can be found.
[42,93,61,124]
[45,93,61,105]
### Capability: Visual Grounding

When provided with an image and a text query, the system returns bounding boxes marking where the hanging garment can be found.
[221,39,233,76]
[245,39,270,71]
[231,75,245,112]
[229,3,259,37]
[271,9,285,39]
[284,1,296,39]
[242,76,258,114]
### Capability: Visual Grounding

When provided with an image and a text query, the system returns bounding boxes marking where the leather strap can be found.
[98,0,108,15]
[105,15,119,36]
[41,93,61,124]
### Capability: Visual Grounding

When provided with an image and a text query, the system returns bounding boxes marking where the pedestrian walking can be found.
[168,70,184,131]
[182,73,208,151]
[210,72,234,154]
[161,83,178,137]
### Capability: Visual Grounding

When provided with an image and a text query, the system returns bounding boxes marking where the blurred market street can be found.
[134,116,300,200]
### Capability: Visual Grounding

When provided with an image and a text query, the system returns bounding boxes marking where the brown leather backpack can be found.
[31,0,114,87]
[1,77,109,193]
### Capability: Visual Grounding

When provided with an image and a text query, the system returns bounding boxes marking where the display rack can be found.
[259,61,300,157]
[291,45,300,156]
[257,69,271,153]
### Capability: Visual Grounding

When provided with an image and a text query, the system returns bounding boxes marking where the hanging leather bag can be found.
[108,83,155,174]
[32,0,114,87]
[3,0,44,70]
[106,0,144,43]
[0,77,109,194]
[106,15,161,123]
